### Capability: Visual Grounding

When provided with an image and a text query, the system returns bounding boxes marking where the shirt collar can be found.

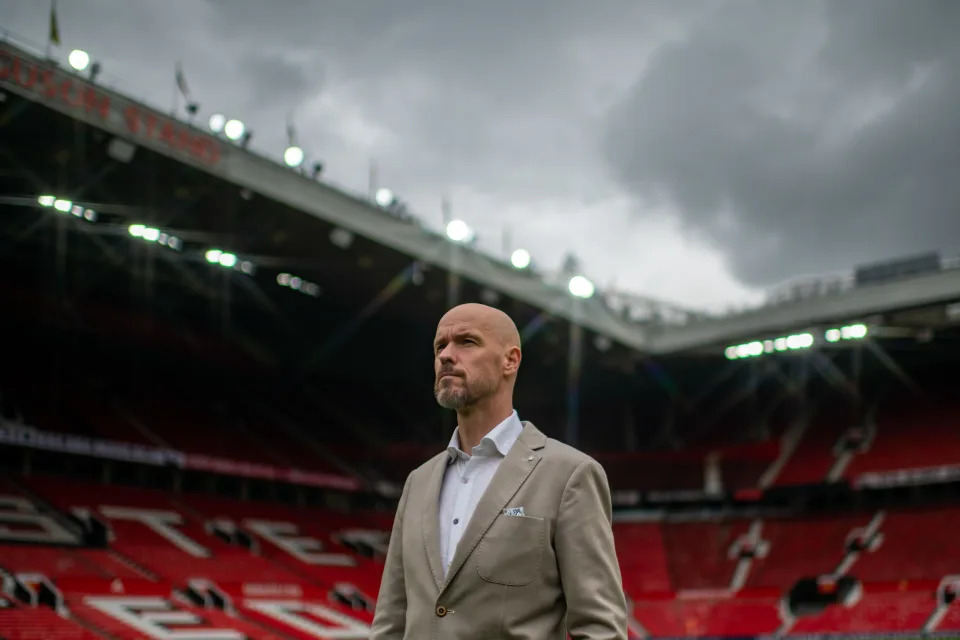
[446,410,523,461]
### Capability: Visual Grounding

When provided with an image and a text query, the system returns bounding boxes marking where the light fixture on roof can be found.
[209,113,226,133]
[223,119,245,141]
[68,49,90,72]
[568,275,595,299]
[283,145,305,168]
[375,188,395,208]
[128,224,181,250]
[725,331,816,360]
[445,219,473,243]
[510,248,531,269]
[277,272,321,297]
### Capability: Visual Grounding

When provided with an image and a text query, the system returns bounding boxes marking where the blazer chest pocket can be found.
[476,514,544,586]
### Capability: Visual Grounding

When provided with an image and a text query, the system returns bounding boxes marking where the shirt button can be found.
[461,477,469,484]
[453,518,459,525]
[436,605,447,617]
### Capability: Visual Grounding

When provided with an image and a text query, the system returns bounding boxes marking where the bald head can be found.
[433,304,522,412]
[437,303,521,352]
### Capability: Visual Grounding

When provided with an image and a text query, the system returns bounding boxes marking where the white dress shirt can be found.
[438,410,524,577]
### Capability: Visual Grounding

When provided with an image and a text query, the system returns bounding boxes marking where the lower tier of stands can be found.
[0,474,957,638]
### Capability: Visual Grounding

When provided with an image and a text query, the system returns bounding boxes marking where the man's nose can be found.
[437,346,455,363]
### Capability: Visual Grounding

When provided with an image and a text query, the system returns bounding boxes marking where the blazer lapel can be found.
[440,422,546,591]
[421,453,447,591]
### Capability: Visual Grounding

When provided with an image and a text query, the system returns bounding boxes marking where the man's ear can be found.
[503,346,521,376]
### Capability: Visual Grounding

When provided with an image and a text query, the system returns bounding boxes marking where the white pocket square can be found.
[503,507,525,516]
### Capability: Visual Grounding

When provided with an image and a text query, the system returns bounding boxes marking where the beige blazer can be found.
[370,422,627,639]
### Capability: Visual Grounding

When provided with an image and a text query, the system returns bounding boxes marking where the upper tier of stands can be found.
[4,376,956,497]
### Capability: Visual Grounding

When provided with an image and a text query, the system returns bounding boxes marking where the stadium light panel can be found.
[205,249,223,263]
[446,219,473,243]
[843,324,868,340]
[83,209,97,222]
[224,119,245,141]
[209,113,226,133]
[568,275,595,299]
[726,330,816,360]
[510,248,531,269]
[277,272,321,297]
[141,227,161,242]
[128,224,145,237]
[37,195,55,207]
[825,328,842,343]
[68,49,91,72]
[283,146,305,168]
[218,252,237,268]
[53,199,72,213]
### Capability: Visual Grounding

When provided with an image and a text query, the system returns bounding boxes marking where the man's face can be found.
[433,319,502,410]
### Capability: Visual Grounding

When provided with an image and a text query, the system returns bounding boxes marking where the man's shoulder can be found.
[541,435,599,467]
[403,450,447,484]
[533,429,604,482]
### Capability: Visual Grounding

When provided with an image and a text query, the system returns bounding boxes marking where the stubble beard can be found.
[435,375,497,410]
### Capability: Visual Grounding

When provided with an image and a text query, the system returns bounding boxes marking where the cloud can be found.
[603,0,960,286]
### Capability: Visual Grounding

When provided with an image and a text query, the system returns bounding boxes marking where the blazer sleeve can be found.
[370,472,413,640]
[555,459,628,640]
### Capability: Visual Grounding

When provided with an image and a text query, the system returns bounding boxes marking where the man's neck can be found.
[456,399,514,454]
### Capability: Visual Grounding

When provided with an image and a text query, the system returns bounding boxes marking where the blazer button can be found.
[436,605,447,617]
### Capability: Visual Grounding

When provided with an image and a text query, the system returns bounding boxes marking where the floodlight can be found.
[724,346,738,360]
[218,252,237,268]
[283,146,305,168]
[375,188,394,207]
[205,249,222,263]
[223,119,245,141]
[53,199,72,213]
[510,248,531,269]
[209,113,226,133]
[68,49,90,72]
[37,195,55,207]
[568,275,595,299]
[141,227,160,242]
[445,219,472,243]
[128,224,145,237]
[825,328,842,343]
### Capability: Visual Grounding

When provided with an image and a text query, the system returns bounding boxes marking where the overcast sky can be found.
[3,0,958,313]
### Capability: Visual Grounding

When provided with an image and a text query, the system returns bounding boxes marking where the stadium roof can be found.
[2,34,959,371]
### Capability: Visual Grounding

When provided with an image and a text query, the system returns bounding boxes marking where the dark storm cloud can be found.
[238,51,322,110]
[604,0,960,286]
[198,0,704,194]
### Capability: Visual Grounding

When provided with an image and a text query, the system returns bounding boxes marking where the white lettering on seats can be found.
[83,596,244,639]
[243,520,353,566]
[0,495,79,544]
[244,599,370,639]
[98,507,210,558]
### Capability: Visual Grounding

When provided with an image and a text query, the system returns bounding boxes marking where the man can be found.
[371,303,627,639]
